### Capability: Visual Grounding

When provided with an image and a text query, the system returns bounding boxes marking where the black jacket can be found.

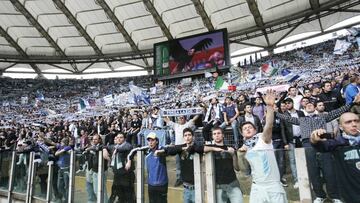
[280,110,305,144]
[318,90,344,112]
[238,114,263,135]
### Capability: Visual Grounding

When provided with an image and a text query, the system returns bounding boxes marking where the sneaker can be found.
[174,179,183,187]
[293,181,299,189]
[332,199,343,203]
[280,178,288,187]
[313,197,325,203]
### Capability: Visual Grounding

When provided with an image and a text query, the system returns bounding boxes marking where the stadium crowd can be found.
[0,36,360,203]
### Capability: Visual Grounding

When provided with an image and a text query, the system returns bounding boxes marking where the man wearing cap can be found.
[127,132,168,203]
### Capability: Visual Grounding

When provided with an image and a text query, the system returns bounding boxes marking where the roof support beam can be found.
[246,0,271,47]
[231,0,354,38]
[142,0,173,40]
[309,0,324,33]
[5,68,146,75]
[272,15,311,46]
[10,0,78,73]
[52,0,114,71]
[95,0,150,68]
[3,63,18,71]
[191,0,214,31]
[231,20,360,58]
[0,26,43,76]
[328,8,360,13]
[80,61,98,73]
[48,64,75,72]
[228,40,266,48]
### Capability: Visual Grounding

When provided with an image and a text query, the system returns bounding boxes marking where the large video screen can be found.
[154,29,230,78]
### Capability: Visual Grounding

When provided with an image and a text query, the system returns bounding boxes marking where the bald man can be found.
[311,112,360,203]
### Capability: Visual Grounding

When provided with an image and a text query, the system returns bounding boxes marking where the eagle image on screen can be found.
[168,32,225,75]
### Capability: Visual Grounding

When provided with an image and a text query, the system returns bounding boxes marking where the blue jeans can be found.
[57,167,69,200]
[176,154,181,181]
[86,180,96,202]
[273,140,285,179]
[92,172,108,203]
[287,143,298,182]
[220,120,240,146]
[302,141,340,199]
[183,187,195,203]
[216,180,243,203]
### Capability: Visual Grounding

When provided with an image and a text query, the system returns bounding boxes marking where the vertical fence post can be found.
[68,150,75,203]
[295,148,312,203]
[205,152,216,203]
[25,152,34,203]
[7,151,16,203]
[97,150,104,203]
[136,151,144,203]
[46,161,54,203]
[193,153,204,203]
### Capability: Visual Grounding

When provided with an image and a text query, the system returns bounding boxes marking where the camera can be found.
[319,133,334,139]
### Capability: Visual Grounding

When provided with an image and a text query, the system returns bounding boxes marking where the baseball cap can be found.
[146,132,158,140]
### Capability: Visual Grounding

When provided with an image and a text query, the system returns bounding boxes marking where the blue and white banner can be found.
[334,39,352,55]
[103,94,113,106]
[162,107,203,117]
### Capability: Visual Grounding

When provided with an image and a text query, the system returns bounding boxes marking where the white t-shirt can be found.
[287,95,303,111]
[168,121,194,145]
[245,134,282,187]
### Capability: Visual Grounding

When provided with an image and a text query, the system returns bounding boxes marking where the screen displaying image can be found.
[154,29,229,77]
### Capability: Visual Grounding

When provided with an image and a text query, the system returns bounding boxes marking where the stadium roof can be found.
[0,0,360,78]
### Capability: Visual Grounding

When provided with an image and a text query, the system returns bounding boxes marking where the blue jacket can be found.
[146,146,168,186]
[345,83,359,104]
[312,135,350,152]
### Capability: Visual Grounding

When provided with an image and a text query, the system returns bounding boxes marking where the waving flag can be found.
[129,81,151,105]
[261,62,278,77]
[333,39,351,55]
[214,76,229,90]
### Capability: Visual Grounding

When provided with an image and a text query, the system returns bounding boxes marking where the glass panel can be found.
[73,150,111,203]
[212,148,301,203]
[237,149,300,202]
[73,152,91,203]
[12,153,29,193]
[32,160,49,199]
[166,155,183,203]
[303,145,358,202]
[107,146,135,203]
[0,150,12,190]
[141,148,180,203]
